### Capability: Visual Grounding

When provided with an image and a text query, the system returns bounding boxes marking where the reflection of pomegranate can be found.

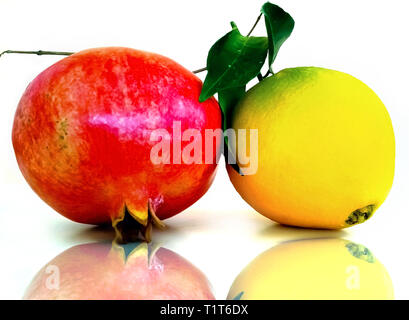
[12,47,222,241]
[24,242,215,300]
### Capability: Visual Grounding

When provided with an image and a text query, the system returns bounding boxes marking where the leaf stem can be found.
[246,13,263,37]
[1,49,210,76]
[193,13,264,74]
[1,13,265,73]
[263,70,272,78]
[0,50,74,58]
[192,67,207,74]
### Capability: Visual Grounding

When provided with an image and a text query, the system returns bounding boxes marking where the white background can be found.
[0,0,408,299]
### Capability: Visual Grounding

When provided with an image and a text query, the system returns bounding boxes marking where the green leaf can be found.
[219,87,246,175]
[199,22,268,102]
[218,86,246,131]
[261,2,295,71]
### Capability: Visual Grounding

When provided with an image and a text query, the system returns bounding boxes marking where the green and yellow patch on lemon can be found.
[227,67,395,229]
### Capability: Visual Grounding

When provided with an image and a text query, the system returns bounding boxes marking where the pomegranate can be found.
[12,47,222,241]
[24,242,215,300]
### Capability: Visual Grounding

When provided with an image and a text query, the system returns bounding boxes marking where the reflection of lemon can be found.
[227,238,394,300]
[227,67,395,229]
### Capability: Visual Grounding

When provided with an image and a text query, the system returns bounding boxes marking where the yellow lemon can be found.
[227,238,394,300]
[227,67,395,229]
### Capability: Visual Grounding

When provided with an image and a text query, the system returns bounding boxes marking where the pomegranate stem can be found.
[0,50,74,58]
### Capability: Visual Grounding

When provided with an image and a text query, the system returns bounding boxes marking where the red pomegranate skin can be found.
[24,242,215,300]
[12,47,221,225]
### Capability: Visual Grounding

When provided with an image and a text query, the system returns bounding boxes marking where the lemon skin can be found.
[227,238,394,300]
[227,67,395,229]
